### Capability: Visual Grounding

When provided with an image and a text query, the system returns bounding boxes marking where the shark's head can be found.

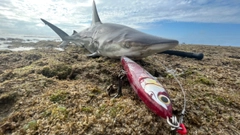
[91,1,178,58]
[99,24,179,58]
[120,31,178,58]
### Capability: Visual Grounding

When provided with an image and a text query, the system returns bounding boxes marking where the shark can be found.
[41,0,179,58]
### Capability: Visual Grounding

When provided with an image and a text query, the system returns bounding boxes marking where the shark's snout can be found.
[148,38,179,49]
[122,32,179,53]
[158,39,179,46]
[122,30,178,45]
[145,38,178,54]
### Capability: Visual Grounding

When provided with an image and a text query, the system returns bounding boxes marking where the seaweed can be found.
[41,64,72,80]
[50,91,69,103]
[0,42,240,135]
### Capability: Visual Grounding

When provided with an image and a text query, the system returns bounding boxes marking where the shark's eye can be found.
[158,95,170,105]
[123,42,131,48]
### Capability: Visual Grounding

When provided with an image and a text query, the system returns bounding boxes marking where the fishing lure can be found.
[120,56,172,118]
[113,56,187,134]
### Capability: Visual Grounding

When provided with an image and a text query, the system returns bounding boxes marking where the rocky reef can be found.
[0,41,240,134]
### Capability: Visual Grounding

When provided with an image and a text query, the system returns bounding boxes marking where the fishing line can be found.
[159,62,187,132]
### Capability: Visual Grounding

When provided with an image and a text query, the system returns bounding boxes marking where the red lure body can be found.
[121,56,172,119]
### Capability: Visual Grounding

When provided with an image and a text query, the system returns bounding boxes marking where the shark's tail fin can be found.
[41,18,70,48]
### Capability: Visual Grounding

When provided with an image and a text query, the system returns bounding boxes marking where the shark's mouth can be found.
[147,42,178,51]
[102,42,178,58]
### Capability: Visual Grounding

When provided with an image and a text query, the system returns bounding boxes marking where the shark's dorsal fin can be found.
[92,0,102,25]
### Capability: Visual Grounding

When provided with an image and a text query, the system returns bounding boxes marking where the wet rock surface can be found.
[0,41,240,135]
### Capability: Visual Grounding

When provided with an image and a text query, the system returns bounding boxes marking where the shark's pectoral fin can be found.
[71,41,84,48]
[87,52,100,58]
[59,41,70,48]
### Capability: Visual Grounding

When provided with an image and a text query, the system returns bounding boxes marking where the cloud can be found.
[0,0,240,36]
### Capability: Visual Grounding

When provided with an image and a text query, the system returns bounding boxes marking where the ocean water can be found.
[0,35,62,51]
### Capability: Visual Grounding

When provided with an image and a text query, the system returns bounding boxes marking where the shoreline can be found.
[0,39,240,52]
[0,35,239,48]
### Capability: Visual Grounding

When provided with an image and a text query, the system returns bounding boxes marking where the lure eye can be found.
[158,95,171,105]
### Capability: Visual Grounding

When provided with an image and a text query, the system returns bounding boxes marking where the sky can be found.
[0,0,240,46]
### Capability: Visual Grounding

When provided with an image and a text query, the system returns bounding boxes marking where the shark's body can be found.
[41,1,178,58]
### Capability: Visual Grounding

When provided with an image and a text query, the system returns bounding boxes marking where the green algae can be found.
[196,76,215,86]
[81,106,93,113]
[23,120,38,130]
[50,91,69,103]
[41,64,72,80]
[51,106,68,120]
